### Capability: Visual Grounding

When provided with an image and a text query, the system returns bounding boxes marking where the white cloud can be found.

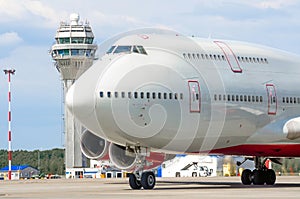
[0,0,66,28]
[0,32,22,46]
[249,0,298,9]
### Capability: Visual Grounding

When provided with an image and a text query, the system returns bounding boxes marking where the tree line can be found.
[0,148,65,175]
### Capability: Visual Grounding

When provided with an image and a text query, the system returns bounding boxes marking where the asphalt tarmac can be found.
[0,176,300,198]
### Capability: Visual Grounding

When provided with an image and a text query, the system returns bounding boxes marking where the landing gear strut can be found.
[128,147,156,190]
[240,157,277,186]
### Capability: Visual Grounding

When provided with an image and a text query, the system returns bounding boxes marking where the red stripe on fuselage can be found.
[204,144,300,157]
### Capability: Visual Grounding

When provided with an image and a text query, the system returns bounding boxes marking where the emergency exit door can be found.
[188,81,201,113]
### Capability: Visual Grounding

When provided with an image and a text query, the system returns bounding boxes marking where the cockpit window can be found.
[136,46,147,55]
[106,45,147,55]
[106,46,116,54]
[114,46,132,53]
[132,46,139,53]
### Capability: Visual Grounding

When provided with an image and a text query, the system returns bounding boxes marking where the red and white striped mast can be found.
[4,69,15,180]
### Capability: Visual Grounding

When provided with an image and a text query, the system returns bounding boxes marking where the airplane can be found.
[66,29,300,189]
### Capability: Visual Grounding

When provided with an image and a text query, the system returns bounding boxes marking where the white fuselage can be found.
[67,33,300,157]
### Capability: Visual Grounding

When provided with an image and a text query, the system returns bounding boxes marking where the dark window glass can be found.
[121,92,125,98]
[147,92,150,99]
[169,93,173,99]
[164,93,167,99]
[128,92,132,99]
[283,97,285,103]
[260,96,263,102]
[107,92,111,98]
[152,92,156,99]
[180,93,183,100]
[100,92,104,98]
[141,92,144,99]
[175,93,178,100]
[158,93,161,99]
[114,92,118,98]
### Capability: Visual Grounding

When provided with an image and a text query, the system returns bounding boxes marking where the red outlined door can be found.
[214,41,242,73]
[188,80,201,113]
[266,84,277,115]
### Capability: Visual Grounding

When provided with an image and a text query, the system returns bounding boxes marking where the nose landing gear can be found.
[128,147,156,190]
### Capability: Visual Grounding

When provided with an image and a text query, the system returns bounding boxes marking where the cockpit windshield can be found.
[106,45,147,55]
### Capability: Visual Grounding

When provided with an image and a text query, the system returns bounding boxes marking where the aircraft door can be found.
[188,80,201,113]
[266,84,277,115]
[214,41,242,73]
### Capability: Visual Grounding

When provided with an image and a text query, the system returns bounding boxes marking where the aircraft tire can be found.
[265,169,276,185]
[141,171,156,189]
[252,169,265,185]
[241,169,252,185]
[129,174,142,190]
[192,172,197,177]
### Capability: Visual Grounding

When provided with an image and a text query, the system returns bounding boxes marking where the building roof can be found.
[0,165,30,171]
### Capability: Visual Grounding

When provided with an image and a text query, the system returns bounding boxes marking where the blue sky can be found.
[0,0,300,150]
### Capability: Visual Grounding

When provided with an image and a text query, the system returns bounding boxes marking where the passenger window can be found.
[260,96,263,102]
[286,97,289,103]
[236,95,239,101]
[248,96,251,102]
[252,96,255,102]
[214,94,217,101]
[107,92,111,98]
[294,97,296,103]
[152,92,156,99]
[146,92,150,99]
[232,95,235,102]
[121,92,125,98]
[115,92,118,98]
[290,97,293,103]
[100,91,104,98]
[256,96,259,102]
[141,92,144,99]
[240,95,243,102]
[134,92,138,99]
[180,93,184,100]
[283,97,285,103]
[298,97,300,104]
[227,95,231,101]
[169,93,173,99]
[175,93,178,100]
[273,97,276,103]
[128,92,132,99]
[244,95,247,102]
[219,94,222,101]
[158,93,161,99]
[164,93,167,99]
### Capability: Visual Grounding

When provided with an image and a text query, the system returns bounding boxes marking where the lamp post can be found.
[4,69,15,180]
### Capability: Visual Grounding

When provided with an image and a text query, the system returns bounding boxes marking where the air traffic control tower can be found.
[50,13,98,169]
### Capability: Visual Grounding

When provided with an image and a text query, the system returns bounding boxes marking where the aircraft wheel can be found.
[141,171,156,189]
[192,172,197,177]
[253,169,265,185]
[129,174,142,190]
[265,169,276,185]
[241,169,252,185]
